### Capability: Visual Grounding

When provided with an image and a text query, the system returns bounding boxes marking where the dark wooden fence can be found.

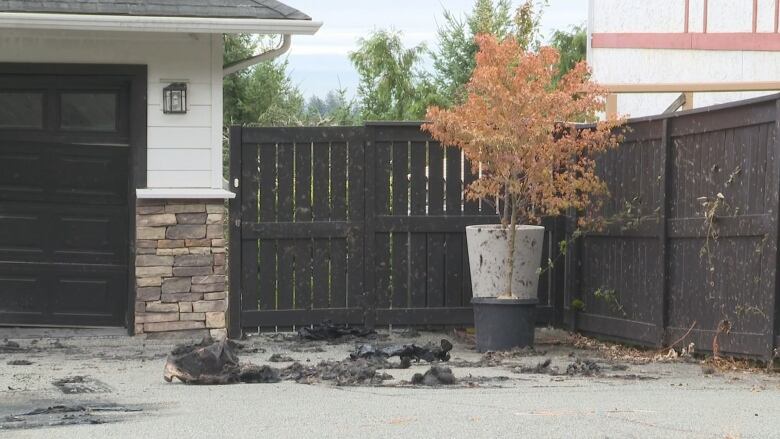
[568,94,780,360]
[229,95,780,359]
[228,123,566,335]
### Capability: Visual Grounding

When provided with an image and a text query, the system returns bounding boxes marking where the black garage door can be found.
[0,74,131,327]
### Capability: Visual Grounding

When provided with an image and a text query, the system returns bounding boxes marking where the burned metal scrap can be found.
[280,359,393,386]
[164,338,242,384]
[164,337,279,384]
[350,339,453,363]
[410,366,457,386]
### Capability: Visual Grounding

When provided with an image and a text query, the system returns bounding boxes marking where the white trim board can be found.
[0,13,322,35]
[136,188,236,199]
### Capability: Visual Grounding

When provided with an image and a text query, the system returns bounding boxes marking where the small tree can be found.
[349,30,440,120]
[423,34,624,297]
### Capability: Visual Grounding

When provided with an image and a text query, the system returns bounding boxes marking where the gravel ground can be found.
[0,328,778,439]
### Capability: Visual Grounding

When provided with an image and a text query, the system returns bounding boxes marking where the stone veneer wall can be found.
[134,199,227,339]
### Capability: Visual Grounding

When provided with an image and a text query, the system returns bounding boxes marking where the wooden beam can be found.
[663,93,687,113]
[683,92,694,110]
[776,0,779,33]
[754,0,759,33]
[606,93,617,118]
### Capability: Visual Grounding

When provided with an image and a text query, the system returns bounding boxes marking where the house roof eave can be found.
[0,12,322,35]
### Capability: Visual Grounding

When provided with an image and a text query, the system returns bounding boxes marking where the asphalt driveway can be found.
[0,328,778,438]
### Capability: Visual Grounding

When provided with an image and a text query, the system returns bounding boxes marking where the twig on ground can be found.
[712,319,732,360]
[657,321,697,354]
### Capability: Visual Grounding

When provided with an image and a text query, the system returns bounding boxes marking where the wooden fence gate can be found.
[228,123,566,336]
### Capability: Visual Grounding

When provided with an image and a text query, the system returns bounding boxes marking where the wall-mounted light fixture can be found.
[163,82,187,114]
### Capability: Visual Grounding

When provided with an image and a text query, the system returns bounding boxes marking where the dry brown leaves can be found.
[570,334,656,364]
[571,333,777,373]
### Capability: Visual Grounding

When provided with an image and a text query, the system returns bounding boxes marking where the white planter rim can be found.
[466,224,545,231]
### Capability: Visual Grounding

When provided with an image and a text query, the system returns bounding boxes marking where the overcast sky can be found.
[282,0,589,99]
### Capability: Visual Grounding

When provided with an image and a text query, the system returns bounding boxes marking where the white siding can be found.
[689,0,706,33]
[0,29,223,189]
[593,0,686,33]
[757,0,776,33]
[708,0,753,32]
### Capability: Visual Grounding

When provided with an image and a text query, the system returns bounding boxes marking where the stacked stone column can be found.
[134,199,227,339]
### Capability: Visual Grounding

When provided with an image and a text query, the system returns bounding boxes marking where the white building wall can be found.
[0,29,224,189]
[590,48,780,117]
[589,0,780,118]
[592,0,686,33]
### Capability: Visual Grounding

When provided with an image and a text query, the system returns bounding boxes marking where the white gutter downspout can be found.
[223,34,292,76]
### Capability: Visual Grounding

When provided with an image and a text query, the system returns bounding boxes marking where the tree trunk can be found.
[505,199,518,297]
[502,191,511,225]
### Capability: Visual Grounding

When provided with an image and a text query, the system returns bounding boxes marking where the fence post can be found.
[657,118,672,347]
[227,125,243,339]
[770,100,780,359]
[563,209,581,330]
[552,216,568,327]
[362,125,378,328]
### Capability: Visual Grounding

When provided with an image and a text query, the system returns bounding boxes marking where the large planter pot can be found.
[471,297,538,352]
[466,224,544,352]
[466,225,545,300]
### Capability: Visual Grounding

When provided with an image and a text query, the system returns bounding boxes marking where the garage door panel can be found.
[52,210,128,265]
[0,202,128,265]
[0,262,126,326]
[0,274,44,315]
[50,274,126,321]
[0,147,45,200]
[52,147,128,205]
[0,211,45,262]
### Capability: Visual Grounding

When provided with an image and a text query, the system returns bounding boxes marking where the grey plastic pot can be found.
[471,297,537,352]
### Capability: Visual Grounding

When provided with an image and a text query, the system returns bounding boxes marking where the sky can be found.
[281,0,589,100]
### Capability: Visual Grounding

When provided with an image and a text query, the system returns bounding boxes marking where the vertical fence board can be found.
[240,143,260,315]
[463,157,480,214]
[294,142,313,311]
[312,142,330,309]
[421,143,445,308]
[276,143,295,312]
[428,143,444,215]
[258,143,277,311]
[348,134,366,312]
[374,141,392,310]
[391,141,409,308]
[331,142,348,308]
[409,141,428,309]
[658,120,670,345]
[444,147,463,308]
[375,233,392,309]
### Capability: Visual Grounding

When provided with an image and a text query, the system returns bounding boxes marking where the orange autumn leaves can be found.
[423,34,624,225]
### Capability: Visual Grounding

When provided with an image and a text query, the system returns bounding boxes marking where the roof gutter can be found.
[0,12,322,35]
[223,34,292,76]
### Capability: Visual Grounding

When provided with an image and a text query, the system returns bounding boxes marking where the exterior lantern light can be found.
[163,82,187,114]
